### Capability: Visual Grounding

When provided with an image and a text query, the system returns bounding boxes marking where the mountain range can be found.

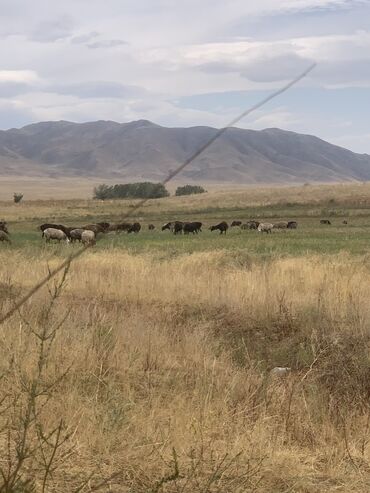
[0,119,369,184]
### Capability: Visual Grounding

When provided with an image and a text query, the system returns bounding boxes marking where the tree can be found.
[93,182,170,200]
[175,185,206,196]
[14,192,24,203]
[93,184,111,200]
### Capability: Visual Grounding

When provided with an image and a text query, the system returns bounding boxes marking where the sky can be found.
[0,0,370,152]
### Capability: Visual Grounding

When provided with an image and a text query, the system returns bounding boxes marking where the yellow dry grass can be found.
[2,180,370,223]
[0,249,369,491]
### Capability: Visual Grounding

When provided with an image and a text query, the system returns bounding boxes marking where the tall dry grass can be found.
[0,250,369,491]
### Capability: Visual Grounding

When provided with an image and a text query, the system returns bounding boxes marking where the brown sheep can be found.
[210,222,228,234]
[0,231,11,243]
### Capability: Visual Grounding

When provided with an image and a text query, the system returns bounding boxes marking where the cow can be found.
[343,220,348,225]
[257,223,273,233]
[42,228,69,243]
[81,230,96,246]
[148,224,155,230]
[210,221,228,235]
[320,219,331,225]
[287,221,298,229]
[231,220,242,227]
[127,222,141,234]
[183,222,202,234]
[273,221,288,229]
[0,231,10,243]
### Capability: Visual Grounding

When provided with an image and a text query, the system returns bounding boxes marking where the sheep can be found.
[270,367,291,377]
[209,221,228,234]
[42,228,69,243]
[273,221,288,229]
[0,231,11,243]
[0,221,9,235]
[257,223,273,233]
[81,230,96,246]
[69,229,84,242]
[287,221,298,229]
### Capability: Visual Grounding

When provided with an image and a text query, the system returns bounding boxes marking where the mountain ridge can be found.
[0,120,369,184]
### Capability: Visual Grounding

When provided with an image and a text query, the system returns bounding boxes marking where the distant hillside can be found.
[0,119,370,184]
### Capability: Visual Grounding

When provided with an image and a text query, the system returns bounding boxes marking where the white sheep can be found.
[81,230,96,246]
[42,228,69,243]
[258,223,273,233]
[270,367,291,377]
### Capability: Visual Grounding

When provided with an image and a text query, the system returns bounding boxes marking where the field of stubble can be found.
[0,182,370,492]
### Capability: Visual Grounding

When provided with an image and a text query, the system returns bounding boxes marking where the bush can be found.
[13,192,24,203]
[93,182,170,200]
[175,185,207,196]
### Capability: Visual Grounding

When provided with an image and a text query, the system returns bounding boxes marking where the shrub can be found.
[175,185,207,196]
[13,192,24,203]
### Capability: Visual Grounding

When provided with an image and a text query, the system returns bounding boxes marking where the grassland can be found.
[0,182,370,492]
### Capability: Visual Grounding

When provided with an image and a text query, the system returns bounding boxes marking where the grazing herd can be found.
[0,217,345,247]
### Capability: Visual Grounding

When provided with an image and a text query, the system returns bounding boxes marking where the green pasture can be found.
[3,202,370,258]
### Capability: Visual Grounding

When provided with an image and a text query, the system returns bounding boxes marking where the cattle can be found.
[343,220,348,225]
[183,222,202,234]
[81,230,96,246]
[0,221,9,235]
[69,229,84,242]
[42,228,69,243]
[0,231,10,243]
[148,224,155,230]
[210,221,229,235]
[257,223,273,233]
[320,219,331,225]
[287,221,298,229]
[127,222,141,234]
[273,221,288,229]
[162,222,172,231]
[231,220,242,227]
[172,221,183,235]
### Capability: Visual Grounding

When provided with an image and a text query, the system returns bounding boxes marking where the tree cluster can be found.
[93,182,170,200]
[175,185,207,196]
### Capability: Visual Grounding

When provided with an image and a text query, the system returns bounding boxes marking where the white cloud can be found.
[0,0,369,152]
[0,70,39,83]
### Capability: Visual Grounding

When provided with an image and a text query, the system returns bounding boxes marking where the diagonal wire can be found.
[0,62,316,326]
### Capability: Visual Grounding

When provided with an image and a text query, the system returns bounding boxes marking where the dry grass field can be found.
[0,182,370,492]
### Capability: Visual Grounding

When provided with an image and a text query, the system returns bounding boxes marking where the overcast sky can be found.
[1,0,369,152]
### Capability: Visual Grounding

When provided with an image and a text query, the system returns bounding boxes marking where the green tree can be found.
[175,185,206,196]
[93,182,170,200]
[93,184,112,200]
